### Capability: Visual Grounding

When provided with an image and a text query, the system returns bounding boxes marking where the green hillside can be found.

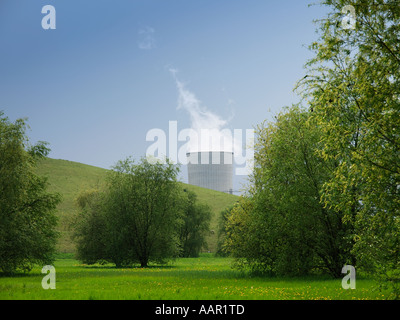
[36,158,239,254]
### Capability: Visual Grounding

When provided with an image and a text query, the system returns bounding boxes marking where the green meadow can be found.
[0,254,388,300]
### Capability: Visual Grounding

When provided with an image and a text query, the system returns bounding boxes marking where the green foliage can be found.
[0,112,61,274]
[72,189,108,265]
[215,205,234,257]
[73,157,184,267]
[224,106,352,277]
[73,160,213,264]
[107,157,182,267]
[178,190,212,257]
[296,0,400,296]
[223,197,266,273]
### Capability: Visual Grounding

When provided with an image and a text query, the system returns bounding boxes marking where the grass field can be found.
[0,255,388,300]
[35,158,239,253]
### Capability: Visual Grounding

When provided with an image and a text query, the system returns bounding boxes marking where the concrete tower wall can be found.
[186,151,233,194]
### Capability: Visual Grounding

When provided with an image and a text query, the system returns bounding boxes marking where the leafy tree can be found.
[297,0,400,295]
[178,189,212,257]
[73,157,182,268]
[106,157,181,267]
[0,112,61,274]
[224,106,352,277]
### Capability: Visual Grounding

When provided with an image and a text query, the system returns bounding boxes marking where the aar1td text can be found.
[155,304,245,317]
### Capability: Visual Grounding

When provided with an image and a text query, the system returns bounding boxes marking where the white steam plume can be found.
[170,69,239,154]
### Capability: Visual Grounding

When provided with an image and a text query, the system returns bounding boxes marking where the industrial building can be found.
[186,151,233,194]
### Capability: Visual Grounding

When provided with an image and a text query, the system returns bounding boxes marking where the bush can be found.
[178,190,211,257]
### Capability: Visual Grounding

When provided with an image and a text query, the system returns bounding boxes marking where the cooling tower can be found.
[186,151,233,194]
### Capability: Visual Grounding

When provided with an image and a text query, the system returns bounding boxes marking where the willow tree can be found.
[72,157,183,268]
[106,157,182,267]
[297,0,400,296]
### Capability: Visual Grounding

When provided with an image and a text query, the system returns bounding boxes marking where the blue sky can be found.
[0,0,330,192]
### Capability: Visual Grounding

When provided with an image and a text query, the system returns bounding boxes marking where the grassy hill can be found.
[36,158,239,254]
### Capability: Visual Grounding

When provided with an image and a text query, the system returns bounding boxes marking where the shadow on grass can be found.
[0,271,42,278]
[80,263,177,270]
